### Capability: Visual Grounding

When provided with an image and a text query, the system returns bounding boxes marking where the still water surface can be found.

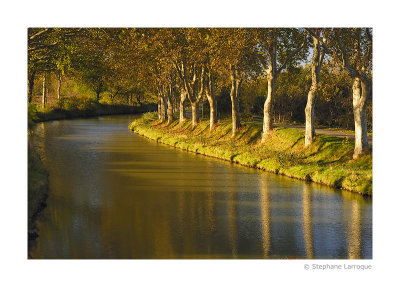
[30,115,372,259]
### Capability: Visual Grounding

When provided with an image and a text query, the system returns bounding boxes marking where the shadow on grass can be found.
[289,136,305,149]
[194,125,211,136]
[248,129,262,144]
[235,127,253,141]
[216,128,232,141]
[230,154,239,162]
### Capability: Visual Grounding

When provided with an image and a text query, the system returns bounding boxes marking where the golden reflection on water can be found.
[227,177,238,258]
[260,176,271,258]
[302,184,314,259]
[348,199,362,259]
[30,116,372,259]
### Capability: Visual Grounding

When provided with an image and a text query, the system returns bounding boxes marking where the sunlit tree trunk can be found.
[352,77,369,159]
[174,60,203,128]
[191,102,199,126]
[179,89,187,123]
[166,85,175,124]
[304,87,316,147]
[230,67,241,137]
[160,95,167,122]
[41,73,47,109]
[261,44,277,143]
[305,34,325,147]
[259,30,305,144]
[208,96,217,131]
[188,67,204,128]
[206,79,217,131]
[167,98,174,124]
[174,61,202,127]
[261,75,275,143]
[57,73,62,100]
[157,99,161,120]
[186,85,201,128]
[334,28,372,159]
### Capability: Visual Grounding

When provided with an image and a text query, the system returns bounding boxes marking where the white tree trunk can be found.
[261,76,275,143]
[42,74,47,109]
[57,74,62,100]
[166,86,174,124]
[352,77,369,159]
[179,90,187,123]
[206,75,217,131]
[261,42,277,144]
[230,69,241,137]
[304,88,316,147]
[157,99,161,120]
[208,97,217,131]
[166,97,174,124]
[305,34,325,147]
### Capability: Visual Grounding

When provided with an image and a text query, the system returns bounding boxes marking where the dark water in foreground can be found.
[30,115,372,259]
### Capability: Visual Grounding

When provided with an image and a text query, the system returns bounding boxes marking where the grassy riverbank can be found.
[129,113,372,196]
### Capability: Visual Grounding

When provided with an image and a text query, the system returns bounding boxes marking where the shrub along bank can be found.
[28,97,157,122]
[129,113,372,196]
[28,141,49,242]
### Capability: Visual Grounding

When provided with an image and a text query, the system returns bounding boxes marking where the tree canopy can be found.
[28,27,373,158]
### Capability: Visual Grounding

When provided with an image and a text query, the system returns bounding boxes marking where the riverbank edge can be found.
[129,115,372,196]
[28,142,49,250]
[34,103,156,123]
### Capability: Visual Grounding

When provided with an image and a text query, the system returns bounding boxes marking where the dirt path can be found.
[277,124,373,145]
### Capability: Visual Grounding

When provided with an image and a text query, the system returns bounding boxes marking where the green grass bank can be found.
[129,113,372,196]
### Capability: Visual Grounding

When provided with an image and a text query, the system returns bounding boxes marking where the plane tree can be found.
[165,28,206,127]
[332,28,372,159]
[254,28,307,143]
[209,28,258,136]
[304,28,327,147]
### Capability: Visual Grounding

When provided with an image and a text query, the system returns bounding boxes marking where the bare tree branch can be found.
[255,53,268,72]
[336,34,360,78]
[28,28,50,40]
[305,28,330,53]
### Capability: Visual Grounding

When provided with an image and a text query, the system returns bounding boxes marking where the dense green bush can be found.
[56,96,99,111]
[28,103,38,130]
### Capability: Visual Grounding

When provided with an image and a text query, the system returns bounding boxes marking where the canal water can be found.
[29,115,372,259]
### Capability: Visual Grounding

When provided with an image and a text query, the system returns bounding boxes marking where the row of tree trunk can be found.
[303,29,370,159]
[157,52,370,160]
[28,71,62,109]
